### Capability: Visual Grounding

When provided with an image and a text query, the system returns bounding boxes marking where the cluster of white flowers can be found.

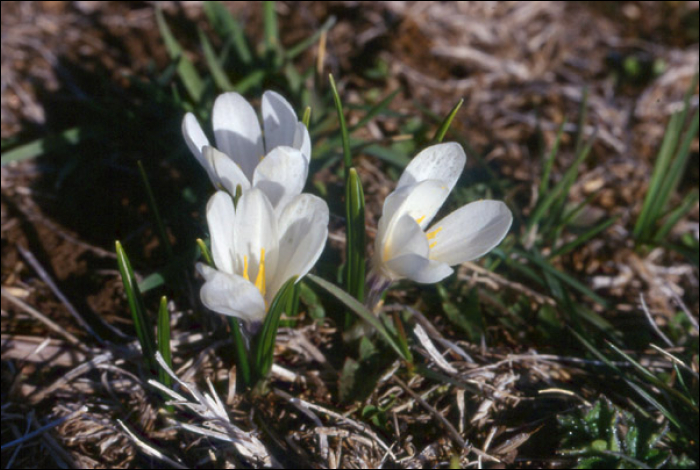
[184,92,512,327]
[183,92,327,327]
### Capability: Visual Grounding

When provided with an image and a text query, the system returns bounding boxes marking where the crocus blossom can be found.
[370,142,512,287]
[183,91,311,213]
[198,188,328,326]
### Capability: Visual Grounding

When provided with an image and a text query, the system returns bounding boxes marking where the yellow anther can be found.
[429,241,438,249]
[242,256,250,281]
[255,248,266,296]
[426,226,443,240]
[415,215,426,224]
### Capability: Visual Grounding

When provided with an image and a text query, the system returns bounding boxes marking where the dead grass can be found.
[2,1,698,468]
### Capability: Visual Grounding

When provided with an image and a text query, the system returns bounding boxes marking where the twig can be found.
[390,375,467,450]
[460,262,556,306]
[1,406,87,451]
[1,288,83,348]
[17,243,105,343]
[639,294,674,347]
[117,420,188,469]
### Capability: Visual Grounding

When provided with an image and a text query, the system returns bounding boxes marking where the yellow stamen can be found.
[426,226,443,240]
[415,215,426,224]
[255,248,266,296]
[243,256,250,280]
[429,241,437,249]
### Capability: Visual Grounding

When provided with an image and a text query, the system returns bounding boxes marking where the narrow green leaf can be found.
[263,1,279,55]
[432,98,464,143]
[137,161,172,259]
[115,241,155,372]
[285,16,337,59]
[196,238,214,266]
[634,73,698,240]
[654,190,699,243]
[198,27,235,91]
[1,127,86,165]
[252,276,298,383]
[349,89,400,134]
[307,274,410,361]
[608,342,698,412]
[518,249,609,307]
[155,8,204,103]
[645,108,699,240]
[527,135,594,232]
[539,119,567,197]
[302,106,311,128]
[228,317,251,388]
[328,74,352,171]
[203,1,252,65]
[574,86,589,154]
[345,168,366,308]
[549,215,620,258]
[234,70,266,94]
[625,380,684,433]
[363,144,411,168]
[157,296,172,387]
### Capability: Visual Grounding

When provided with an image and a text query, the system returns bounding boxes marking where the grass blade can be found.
[137,161,172,259]
[518,248,609,307]
[526,135,594,234]
[285,16,337,59]
[302,106,311,128]
[549,215,620,258]
[307,274,410,361]
[115,241,155,373]
[203,1,252,66]
[607,342,698,412]
[155,7,204,103]
[228,317,251,388]
[654,190,699,243]
[196,238,214,266]
[345,168,366,309]
[432,98,464,143]
[252,276,298,383]
[329,74,353,171]
[539,119,567,197]
[644,108,699,240]
[263,1,279,56]
[350,89,401,134]
[1,127,88,165]
[157,296,172,387]
[198,27,235,91]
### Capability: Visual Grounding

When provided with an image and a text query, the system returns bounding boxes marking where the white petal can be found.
[271,221,328,297]
[397,143,466,191]
[233,188,279,287]
[277,193,330,235]
[203,146,251,194]
[269,194,329,293]
[385,253,453,283]
[252,146,308,213]
[182,113,213,178]
[293,122,312,162]
[382,214,429,262]
[262,91,298,153]
[380,180,451,248]
[197,263,266,323]
[206,191,236,274]
[212,92,264,181]
[428,200,512,265]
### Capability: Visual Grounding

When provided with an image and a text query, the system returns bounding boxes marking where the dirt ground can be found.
[2,2,698,468]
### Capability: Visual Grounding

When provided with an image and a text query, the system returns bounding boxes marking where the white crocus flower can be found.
[182,91,311,213]
[370,142,512,289]
[197,188,328,326]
